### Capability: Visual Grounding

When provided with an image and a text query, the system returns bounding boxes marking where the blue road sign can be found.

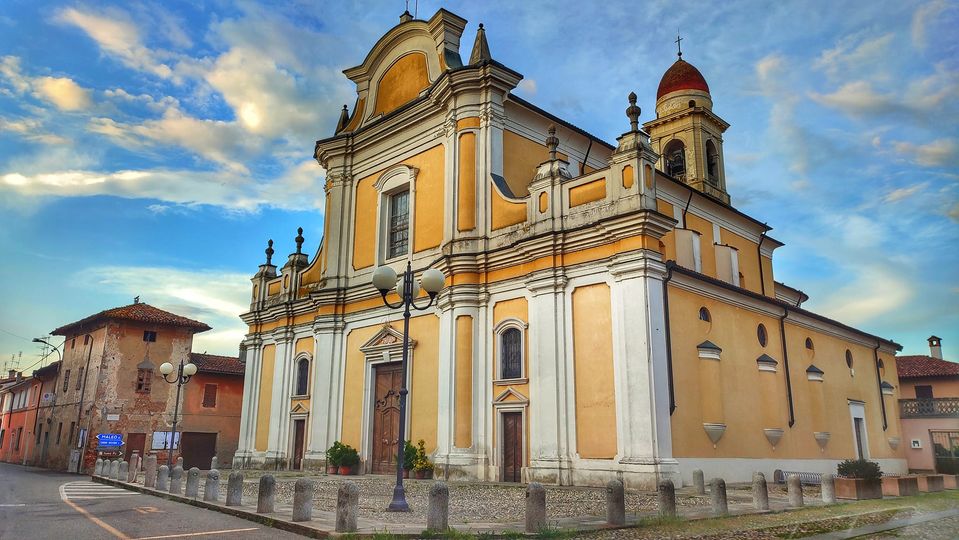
[96,433,123,447]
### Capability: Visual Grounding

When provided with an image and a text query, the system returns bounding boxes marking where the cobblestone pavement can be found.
[857,514,959,540]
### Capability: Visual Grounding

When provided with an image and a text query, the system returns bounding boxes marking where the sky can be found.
[1,0,957,371]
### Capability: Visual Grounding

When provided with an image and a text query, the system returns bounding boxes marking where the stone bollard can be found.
[821,473,837,504]
[210,456,218,470]
[226,472,244,506]
[525,482,546,533]
[336,481,360,532]
[787,474,804,507]
[257,475,276,513]
[658,479,677,518]
[427,481,449,532]
[119,461,129,481]
[292,478,315,522]
[752,472,769,511]
[128,455,140,483]
[170,466,184,494]
[693,469,706,495]
[94,459,103,476]
[185,468,200,498]
[144,455,157,488]
[204,469,220,502]
[110,460,120,480]
[710,478,728,516]
[606,480,625,526]
[156,465,170,491]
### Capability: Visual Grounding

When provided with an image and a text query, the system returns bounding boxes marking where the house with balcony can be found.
[897,336,959,474]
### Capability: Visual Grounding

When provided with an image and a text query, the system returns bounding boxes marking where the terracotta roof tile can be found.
[52,302,211,336]
[190,353,244,375]
[657,58,710,100]
[896,355,959,378]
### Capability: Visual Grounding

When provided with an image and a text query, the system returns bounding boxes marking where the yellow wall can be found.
[373,53,429,116]
[344,98,365,131]
[572,283,618,459]
[490,185,527,230]
[898,376,959,398]
[454,315,473,448]
[622,165,634,189]
[353,171,377,270]
[685,213,716,277]
[457,132,476,232]
[569,178,606,207]
[502,130,567,197]
[254,344,276,452]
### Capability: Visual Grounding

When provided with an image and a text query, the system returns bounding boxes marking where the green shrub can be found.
[326,441,345,467]
[339,443,360,467]
[837,459,882,481]
[403,440,417,470]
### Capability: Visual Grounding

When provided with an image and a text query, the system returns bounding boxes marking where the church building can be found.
[233,9,907,487]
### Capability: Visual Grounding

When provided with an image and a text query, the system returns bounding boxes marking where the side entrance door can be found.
[180,432,217,469]
[292,419,306,470]
[371,363,403,474]
[124,432,146,463]
[502,412,523,482]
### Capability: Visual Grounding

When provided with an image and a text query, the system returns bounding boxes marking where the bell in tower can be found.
[643,38,731,205]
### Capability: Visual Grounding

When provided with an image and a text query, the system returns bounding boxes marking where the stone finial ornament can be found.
[295,227,304,254]
[469,23,491,65]
[336,105,349,132]
[265,239,274,266]
[626,92,641,132]
[545,125,559,161]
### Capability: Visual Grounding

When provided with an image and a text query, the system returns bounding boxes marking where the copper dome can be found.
[656,58,710,100]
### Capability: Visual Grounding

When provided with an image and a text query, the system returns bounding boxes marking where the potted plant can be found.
[326,441,344,474]
[412,439,433,479]
[835,459,883,500]
[338,444,359,475]
[403,440,416,478]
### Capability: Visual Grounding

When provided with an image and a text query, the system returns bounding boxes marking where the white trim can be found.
[493,405,527,483]
[848,400,869,459]
[374,165,418,266]
[291,352,312,398]
[673,457,907,486]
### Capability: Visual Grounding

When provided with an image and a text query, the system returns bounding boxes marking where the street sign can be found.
[96,433,123,447]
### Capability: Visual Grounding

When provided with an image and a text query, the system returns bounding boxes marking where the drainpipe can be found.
[778,308,796,427]
[757,227,768,296]
[874,342,888,431]
[662,263,676,414]
[578,137,593,176]
[681,192,693,228]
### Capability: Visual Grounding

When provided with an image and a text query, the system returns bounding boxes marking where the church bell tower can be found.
[644,41,731,205]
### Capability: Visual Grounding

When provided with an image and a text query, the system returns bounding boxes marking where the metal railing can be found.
[899,398,959,418]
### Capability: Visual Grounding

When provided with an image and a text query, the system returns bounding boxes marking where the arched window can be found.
[663,139,686,179]
[501,328,523,380]
[294,357,310,396]
[845,350,854,370]
[688,99,696,108]
[805,338,814,350]
[705,140,719,186]
[699,307,711,322]
[757,324,768,347]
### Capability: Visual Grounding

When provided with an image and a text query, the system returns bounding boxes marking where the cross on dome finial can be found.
[295,227,304,254]
[626,92,641,132]
[265,239,274,266]
[675,33,683,58]
[546,124,559,160]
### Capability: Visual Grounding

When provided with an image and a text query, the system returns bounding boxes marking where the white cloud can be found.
[809,81,895,116]
[35,76,92,110]
[890,138,959,167]
[518,78,537,95]
[0,55,30,93]
[814,33,894,78]
[814,265,914,324]
[0,116,69,145]
[883,182,928,203]
[911,0,950,49]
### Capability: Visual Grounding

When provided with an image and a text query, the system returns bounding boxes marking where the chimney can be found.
[7,369,14,379]
[928,335,943,359]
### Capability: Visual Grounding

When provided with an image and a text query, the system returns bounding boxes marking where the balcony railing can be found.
[899,398,959,418]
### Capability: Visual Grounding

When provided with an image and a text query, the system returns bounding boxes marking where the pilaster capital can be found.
[609,252,668,282]
[271,326,295,344]
[525,269,567,296]
[312,315,345,336]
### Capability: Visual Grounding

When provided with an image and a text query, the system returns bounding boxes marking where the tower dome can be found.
[656,58,709,100]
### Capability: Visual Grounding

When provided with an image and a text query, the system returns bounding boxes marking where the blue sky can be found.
[1,0,957,370]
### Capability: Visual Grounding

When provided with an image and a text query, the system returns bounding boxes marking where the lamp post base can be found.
[386,484,411,512]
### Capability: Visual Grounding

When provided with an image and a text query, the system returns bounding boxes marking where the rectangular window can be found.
[0,429,4,448]
[62,370,71,393]
[71,338,75,349]
[56,422,63,445]
[202,384,218,408]
[136,369,153,393]
[68,422,75,450]
[143,330,157,342]
[14,427,21,450]
[76,367,84,390]
[387,190,410,259]
[915,385,934,399]
[151,431,180,450]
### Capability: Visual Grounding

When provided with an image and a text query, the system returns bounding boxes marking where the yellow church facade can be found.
[233,9,907,488]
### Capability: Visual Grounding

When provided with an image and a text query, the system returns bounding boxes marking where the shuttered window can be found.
[202,384,218,408]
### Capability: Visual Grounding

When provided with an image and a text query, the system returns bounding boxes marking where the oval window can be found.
[757,324,768,347]
[846,350,854,369]
[805,338,814,350]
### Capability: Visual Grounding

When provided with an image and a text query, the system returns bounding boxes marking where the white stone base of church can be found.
[673,457,909,486]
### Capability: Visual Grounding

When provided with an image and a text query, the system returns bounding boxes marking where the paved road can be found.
[0,462,305,539]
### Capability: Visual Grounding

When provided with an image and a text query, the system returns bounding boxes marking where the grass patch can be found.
[535,524,576,538]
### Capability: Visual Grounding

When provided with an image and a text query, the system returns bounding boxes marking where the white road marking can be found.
[133,528,259,540]
[61,481,141,501]
[0,503,27,506]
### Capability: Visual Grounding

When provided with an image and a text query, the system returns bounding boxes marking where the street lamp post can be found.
[159,359,197,472]
[32,337,62,364]
[371,261,445,512]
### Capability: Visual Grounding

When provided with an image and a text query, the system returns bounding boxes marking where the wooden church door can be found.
[371,363,403,474]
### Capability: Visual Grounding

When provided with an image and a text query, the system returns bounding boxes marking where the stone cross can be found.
[427,481,449,532]
[693,469,705,495]
[336,481,359,532]
[525,482,546,533]
[752,472,769,511]
[203,469,220,502]
[185,467,200,498]
[118,461,129,481]
[710,478,728,516]
[605,480,625,526]
[257,475,276,513]
[787,474,804,507]
[821,473,837,504]
[94,459,103,476]
[226,472,244,506]
[144,455,157,488]
[156,465,170,491]
[170,466,184,494]
[658,479,676,518]
[292,478,315,522]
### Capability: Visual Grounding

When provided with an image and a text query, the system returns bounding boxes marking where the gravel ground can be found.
[858,514,959,540]
[239,474,710,524]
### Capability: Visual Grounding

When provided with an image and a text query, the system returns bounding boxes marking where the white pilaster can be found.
[266,329,294,464]
[235,337,262,459]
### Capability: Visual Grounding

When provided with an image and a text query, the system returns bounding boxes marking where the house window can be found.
[663,139,686,178]
[76,367,84,390]
[500,327,523,380]
[202,384,218,408]
[915,385,933,399]
[143,330,157,342]
[294,357,310,396]
[71,338,75,349]
[14,427,22,450]
[136,369,153,393]
[387,190,410,259]
[805,338,814,350]
[0,430,4,448]
[56,422,63,445]
[757,324,768,347]
[67,422,75,450]
[845,350,854,370]
[62,370,71,393]
[699,307,711,322]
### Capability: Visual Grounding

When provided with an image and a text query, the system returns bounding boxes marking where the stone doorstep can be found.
[91,475,841,538]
